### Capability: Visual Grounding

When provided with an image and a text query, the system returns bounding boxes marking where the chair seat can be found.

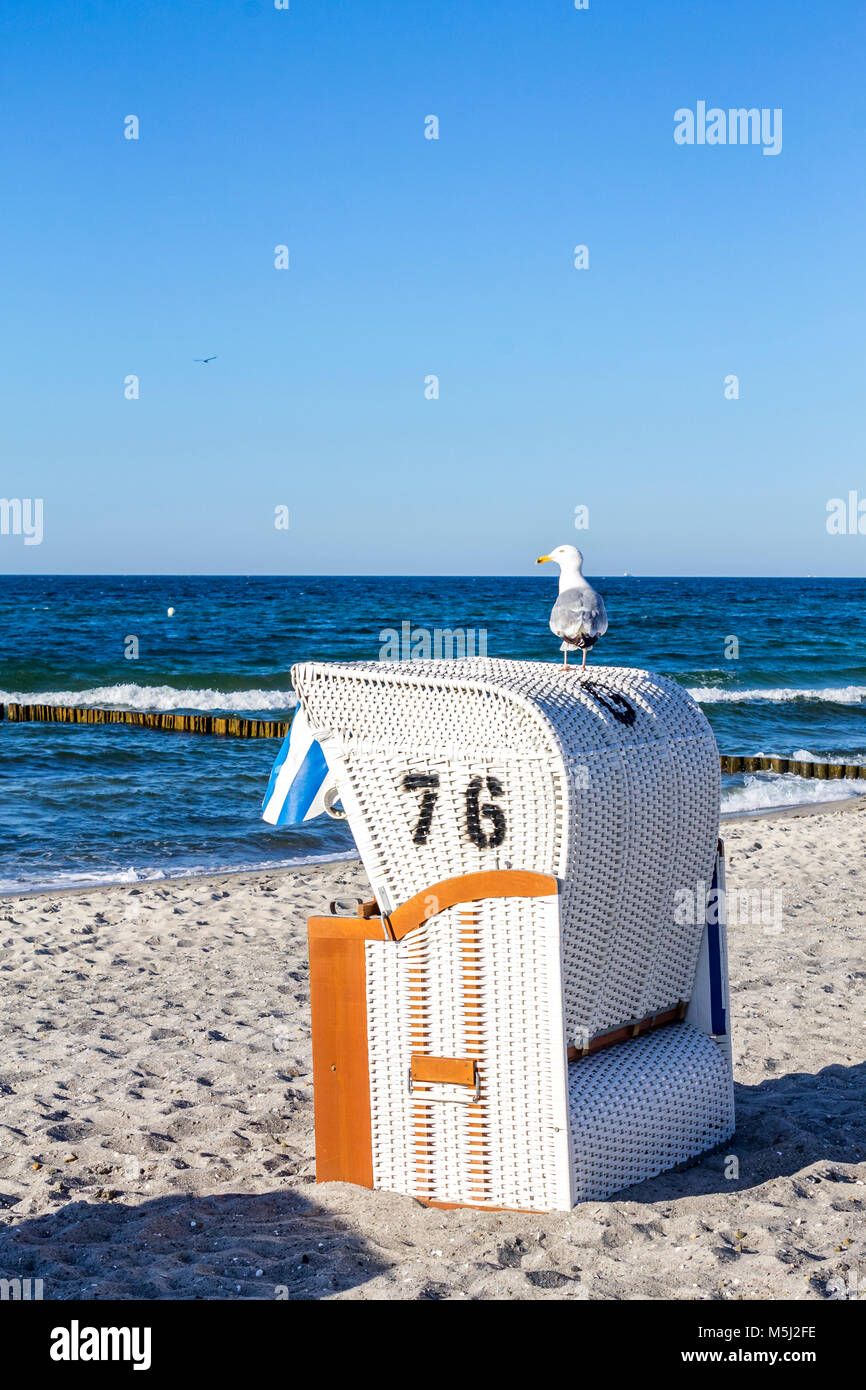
[568,1022,734,1201]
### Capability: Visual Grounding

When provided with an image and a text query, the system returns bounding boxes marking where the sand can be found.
[0,804,863,1301]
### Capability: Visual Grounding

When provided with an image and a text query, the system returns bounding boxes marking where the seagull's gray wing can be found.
[550,584,608,646]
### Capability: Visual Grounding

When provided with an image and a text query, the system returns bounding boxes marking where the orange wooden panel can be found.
[410,1054,476,1088]
[387,869,558,940]
[308,916,389,941]
[308,918,386,1187]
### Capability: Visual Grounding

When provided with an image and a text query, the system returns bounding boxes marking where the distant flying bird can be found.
[536,544,608,668]
[194,356,218,363]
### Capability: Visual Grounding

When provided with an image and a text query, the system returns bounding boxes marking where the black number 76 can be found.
[402,771,507,849]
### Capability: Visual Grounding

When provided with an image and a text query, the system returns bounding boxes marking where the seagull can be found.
[194,356,218,363]
[536,544,608,668]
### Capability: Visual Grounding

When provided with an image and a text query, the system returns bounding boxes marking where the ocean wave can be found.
[689,684,866,706]
[0,684,297,713]
[721,773,866,816]
[0,850,359,897]
[791,748,866,766]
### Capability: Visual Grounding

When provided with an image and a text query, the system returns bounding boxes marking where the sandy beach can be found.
[0,802,863,1302]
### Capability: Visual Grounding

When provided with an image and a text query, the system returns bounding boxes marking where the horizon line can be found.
[0,572,863,582]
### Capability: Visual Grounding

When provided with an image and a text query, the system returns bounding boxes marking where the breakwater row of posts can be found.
[717,753,864,779]
[1,703,863,780]
[0,703,290,739]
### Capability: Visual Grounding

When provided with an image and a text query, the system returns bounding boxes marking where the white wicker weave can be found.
[366,893,571,1211]
[295,659,734,1209]
[568,1023,734,1202]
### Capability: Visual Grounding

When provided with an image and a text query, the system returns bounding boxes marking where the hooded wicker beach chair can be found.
[297,659,734,1212]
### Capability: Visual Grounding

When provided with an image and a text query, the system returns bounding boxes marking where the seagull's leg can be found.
[563,649,568,667]
[581,647,587,669]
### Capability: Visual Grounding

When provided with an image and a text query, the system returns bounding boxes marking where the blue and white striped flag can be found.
[262,707,331,825]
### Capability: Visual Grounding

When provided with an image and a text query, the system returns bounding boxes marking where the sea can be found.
[1,575,864,893]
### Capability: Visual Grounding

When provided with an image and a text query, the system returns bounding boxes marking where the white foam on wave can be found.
[0,865,157,894]
[791,747,866,766]
[690,684,866,705]
[722,773,866,816]
[0,850,360,897]
[0,684,297,713]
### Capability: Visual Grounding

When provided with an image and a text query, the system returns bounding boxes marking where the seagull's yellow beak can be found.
[536,555,551,564]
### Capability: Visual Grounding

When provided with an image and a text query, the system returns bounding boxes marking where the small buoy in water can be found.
[167,607,175,617]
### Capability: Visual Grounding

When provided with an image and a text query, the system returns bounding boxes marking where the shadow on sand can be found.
[619,1059,866,1203]
[0,1184,387,1300]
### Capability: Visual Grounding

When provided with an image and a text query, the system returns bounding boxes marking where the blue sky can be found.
[1,0,864,576]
